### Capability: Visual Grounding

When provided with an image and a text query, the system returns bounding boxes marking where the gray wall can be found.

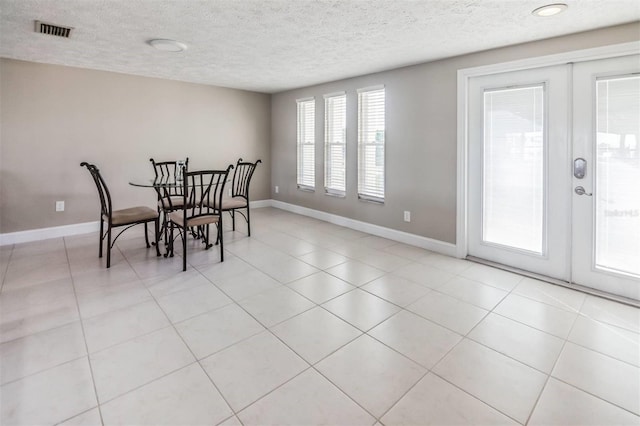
[270,23,640,244]
[0,59,271,233]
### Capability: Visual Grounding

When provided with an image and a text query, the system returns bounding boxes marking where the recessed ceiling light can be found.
[148,39,187,52]
[532,3,568,17]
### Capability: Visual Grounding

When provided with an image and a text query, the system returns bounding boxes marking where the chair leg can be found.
[231,209,236,231]
[182,225,187,272]
[144,223,151,248]
[219,222,224,262]
[99,219,104,258]
[106,226,112,268]
[247,206,251,237]
[154,219,161,257]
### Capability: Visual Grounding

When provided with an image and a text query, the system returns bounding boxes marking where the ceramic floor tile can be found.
[129,255,186,279]
[568,315,640,367]
[494,293,578,338]
[175,303,264,359]
[0,321,86,385]
[197,255,256,283]
[0,295,79,344]
[325,260,386,286]
[552,342,640,415]
[271,307,362,364]
[353,249,412,272]
[201,331,308,411]
[514,277,586,312]
[392,262,454,289]
[0,357,97,426]
[83,300,170,353]
[581,295,640,333]
[459,263,523,291]
[381,373,518,425]
[237,286,315,327]
[382,243,432,260]
[237,368,375,425]
[316,334,425,418]
[58,408,102,426]
[468,313,565,373]
[322,288,401,331]
[0,277,75,314]
[529,378,640,426]
[407,291,488,335]
[433,339,547,423]
[77,280,152,319]
[437,276,508,310]
[218,415,243,426]
[356,235,397,249]
[90,327,195,402]
[101,363,232,425]
[296,249,348,270]
[369,310,462,369]
[2,260,71,292]
[418,253,474,274]
[258,257,319,284]
[287,271,354,304]
[361,274,432,307]
[156,283,232,323]
[71,263,140,294]
[213,268,282,301]
[143,269,211,298]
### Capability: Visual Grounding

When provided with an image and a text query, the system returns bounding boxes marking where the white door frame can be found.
[456,41,640,261]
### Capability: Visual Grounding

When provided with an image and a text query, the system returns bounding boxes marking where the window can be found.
[324,93,346,196]
[297,98,315,190]
[358,86,385,202]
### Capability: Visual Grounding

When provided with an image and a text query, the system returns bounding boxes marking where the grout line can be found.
[63,235,106,426]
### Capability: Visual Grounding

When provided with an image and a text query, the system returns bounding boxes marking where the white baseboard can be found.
[0,200,458,258]
[0,221,100,246]
[270,200,458,257]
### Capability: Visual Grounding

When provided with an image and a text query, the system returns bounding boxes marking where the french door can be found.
[468,55,640,300]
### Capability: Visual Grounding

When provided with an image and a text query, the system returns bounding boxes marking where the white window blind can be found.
[358,87,385,202]
[324,93,346,196]
[297,98,315,190]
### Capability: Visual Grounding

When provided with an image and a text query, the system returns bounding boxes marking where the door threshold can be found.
[466,256,640,309]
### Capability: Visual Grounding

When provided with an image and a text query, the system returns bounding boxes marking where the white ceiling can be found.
[1,0,639,93]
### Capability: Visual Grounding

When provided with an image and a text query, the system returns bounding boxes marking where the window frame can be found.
[324,92,347,197]
[357,85,386,203]
[296,97,316,191]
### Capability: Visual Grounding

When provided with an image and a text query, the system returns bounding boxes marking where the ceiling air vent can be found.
[34,20,73,38]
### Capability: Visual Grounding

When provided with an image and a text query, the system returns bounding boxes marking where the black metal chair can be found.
[166,166,233,271]
[80,162,160,268]
[149,158,189,242]
[220,158,262,236]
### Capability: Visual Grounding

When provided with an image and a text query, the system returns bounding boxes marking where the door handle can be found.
[575,186,592,196]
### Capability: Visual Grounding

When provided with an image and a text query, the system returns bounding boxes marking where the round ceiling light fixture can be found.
[532,3,568,17]
[148,39,188,52]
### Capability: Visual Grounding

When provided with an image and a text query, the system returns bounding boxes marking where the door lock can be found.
[575,186,592,196]
[574,158,587,179]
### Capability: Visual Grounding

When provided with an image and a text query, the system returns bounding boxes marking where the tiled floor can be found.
[1,207,639,425]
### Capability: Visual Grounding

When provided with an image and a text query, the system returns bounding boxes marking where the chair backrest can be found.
[80,162,113,221]
[231,158,262,199]
[149,157,190,179]
[182,166,233,220]
[150,157,189,200]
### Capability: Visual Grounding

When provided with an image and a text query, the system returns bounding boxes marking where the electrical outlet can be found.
[275,185,279,194]
[403,211,411,222]
[56,201,65,212]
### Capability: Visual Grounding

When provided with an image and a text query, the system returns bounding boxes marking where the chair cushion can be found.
[106,206,158,226]
[221,196,247,210]
[168,211,220,228]
[158,196,186,210]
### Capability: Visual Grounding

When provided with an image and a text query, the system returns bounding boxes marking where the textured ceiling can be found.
[1,0,639,93]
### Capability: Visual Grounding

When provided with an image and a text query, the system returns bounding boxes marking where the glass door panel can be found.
[595,76,640,278]
[482,86,545,254]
